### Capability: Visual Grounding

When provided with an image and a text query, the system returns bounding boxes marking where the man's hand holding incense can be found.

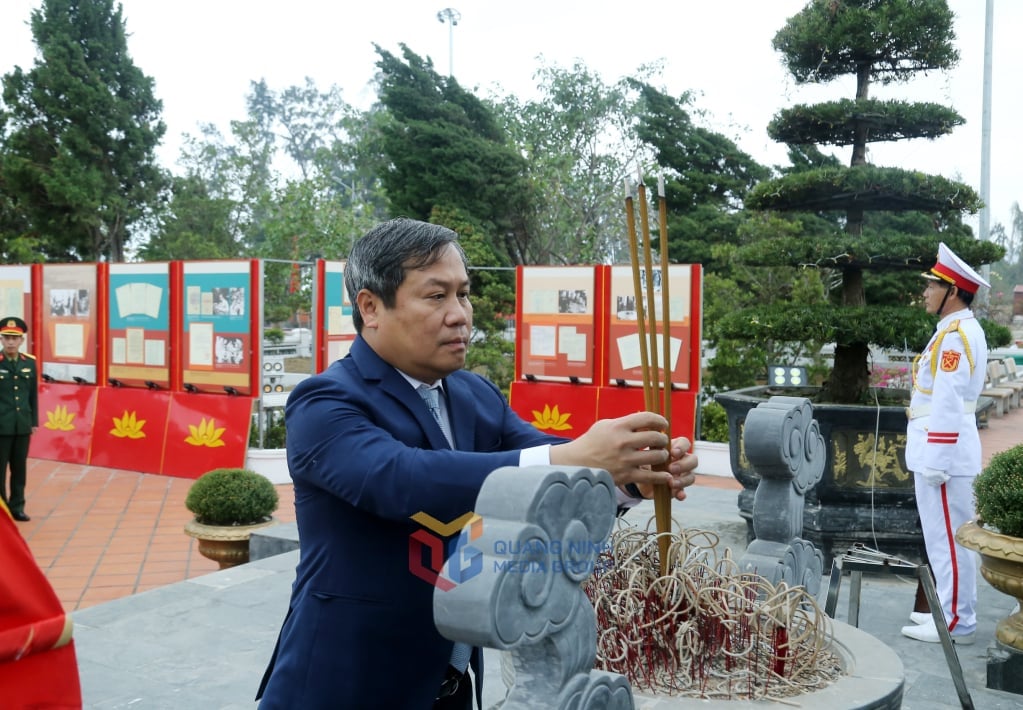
[549,411,698,501]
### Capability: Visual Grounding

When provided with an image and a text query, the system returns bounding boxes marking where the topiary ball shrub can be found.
[973,444,1023,538]
[185,468,278,526]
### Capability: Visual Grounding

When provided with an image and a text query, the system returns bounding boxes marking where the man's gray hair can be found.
[344,218,468,333]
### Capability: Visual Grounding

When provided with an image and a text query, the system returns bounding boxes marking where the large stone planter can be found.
[716,386,920,564]
[184,518,277,569]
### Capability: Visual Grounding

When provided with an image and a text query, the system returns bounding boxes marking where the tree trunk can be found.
[826,341,870,403]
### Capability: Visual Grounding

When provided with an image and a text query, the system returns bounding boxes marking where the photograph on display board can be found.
[558,289,588,314]
[49,289,90,317]
[518,267,596,382]
[215,335,245,365]
[212,287,246,316]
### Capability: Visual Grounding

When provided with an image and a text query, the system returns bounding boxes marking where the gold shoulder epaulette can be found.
[20,352,36,360]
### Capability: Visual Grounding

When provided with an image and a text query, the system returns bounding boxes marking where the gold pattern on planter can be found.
[831,431,910,487]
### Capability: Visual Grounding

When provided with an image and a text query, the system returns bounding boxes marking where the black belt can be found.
[436,664,467,700]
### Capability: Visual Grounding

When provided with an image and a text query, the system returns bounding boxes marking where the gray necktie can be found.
[416,385,470,672]
[418,385,454,447]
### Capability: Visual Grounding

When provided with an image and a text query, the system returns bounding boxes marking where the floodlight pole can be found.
[979,0,993,290]
[437,8,461,77]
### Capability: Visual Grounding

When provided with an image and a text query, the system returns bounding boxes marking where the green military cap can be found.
[0,317,28,336]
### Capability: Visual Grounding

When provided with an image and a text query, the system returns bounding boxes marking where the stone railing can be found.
[737,396,826,595]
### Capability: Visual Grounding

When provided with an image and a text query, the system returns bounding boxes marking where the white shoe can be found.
[900,619,975,645]
[909,611,932,625]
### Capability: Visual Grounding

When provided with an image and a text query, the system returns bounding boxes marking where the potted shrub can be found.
[184,467,279,569]
[956,444,1023,652]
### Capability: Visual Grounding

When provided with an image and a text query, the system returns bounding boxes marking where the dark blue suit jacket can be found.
[257,336,565,709]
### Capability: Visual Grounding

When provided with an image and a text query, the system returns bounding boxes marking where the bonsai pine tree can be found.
[717,0,1004,404]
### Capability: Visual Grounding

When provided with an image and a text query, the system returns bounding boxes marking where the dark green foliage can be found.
[715,304,937,352]
[746,165,981,213]
[0,0,166,261]
[185,468,278,526]
[631,81,770,273]
[769,99,963,146]
[261,421,286,449]
[699,401,730,443]
[980,319,1012,349]
[432,206,516,393]
[734,231,1002,273]
[773,0,959,85]
[139,174,241,261]
[374,45,531,264]
[973,445,1023,538]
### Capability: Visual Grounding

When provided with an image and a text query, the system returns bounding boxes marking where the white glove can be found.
[920,468,950,487]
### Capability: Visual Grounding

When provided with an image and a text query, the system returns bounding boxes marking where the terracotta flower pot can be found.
[184,518,277,569]
[956,519,1023,650]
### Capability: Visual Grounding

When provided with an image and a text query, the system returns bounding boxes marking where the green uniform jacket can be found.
[0,353,38,435]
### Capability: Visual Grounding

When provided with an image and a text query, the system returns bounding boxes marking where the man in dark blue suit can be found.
[256,218,698,709]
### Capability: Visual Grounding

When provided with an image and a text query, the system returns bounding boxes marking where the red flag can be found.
[0,500,82,707]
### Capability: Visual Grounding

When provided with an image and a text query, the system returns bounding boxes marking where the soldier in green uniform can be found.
[0,317,38,521]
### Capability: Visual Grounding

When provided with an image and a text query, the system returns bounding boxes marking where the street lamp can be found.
[436,7,460,77]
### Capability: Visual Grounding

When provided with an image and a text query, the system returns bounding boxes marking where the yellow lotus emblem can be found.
[111,410,146,439]
[185,417,226,448]
[44,405,76,431]
[531,404,572,431]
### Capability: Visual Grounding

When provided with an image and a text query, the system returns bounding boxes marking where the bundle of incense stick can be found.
[624,173,674,575]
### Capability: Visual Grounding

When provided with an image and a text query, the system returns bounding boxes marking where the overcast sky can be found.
[1,0,1019,234]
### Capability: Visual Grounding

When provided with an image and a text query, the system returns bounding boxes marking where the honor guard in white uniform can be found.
[901,243,988,645]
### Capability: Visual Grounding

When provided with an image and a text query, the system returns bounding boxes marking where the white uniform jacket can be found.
[906,308,988,477]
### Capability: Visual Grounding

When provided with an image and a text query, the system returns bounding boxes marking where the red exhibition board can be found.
[38,263,102,385]
[161,392,253,478]
[317,259,355,372]
[508,381,599,438]
[595,386,698,442]
[89,387,172,474]
[29,383,99,464]
[602,264,702,389]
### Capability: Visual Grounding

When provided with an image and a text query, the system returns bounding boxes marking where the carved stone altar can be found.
[433,465,634,709]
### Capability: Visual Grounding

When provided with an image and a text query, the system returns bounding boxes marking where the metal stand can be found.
[825,544,974,710]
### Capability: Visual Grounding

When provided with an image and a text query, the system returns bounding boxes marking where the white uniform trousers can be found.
[913,473,978,634]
